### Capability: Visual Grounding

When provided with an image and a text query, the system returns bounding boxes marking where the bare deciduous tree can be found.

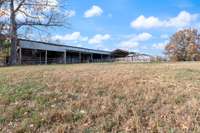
[0,0,69,65]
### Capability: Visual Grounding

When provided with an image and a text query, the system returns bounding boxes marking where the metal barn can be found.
[18,39,112,65]
[7,39,154,65]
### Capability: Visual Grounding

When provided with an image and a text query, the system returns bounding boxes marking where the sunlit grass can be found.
[1,62,200,132]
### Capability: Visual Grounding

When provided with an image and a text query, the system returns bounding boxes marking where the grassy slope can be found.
[0,62,200,132]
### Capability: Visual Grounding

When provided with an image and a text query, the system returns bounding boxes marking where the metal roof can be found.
[19,39,111,55]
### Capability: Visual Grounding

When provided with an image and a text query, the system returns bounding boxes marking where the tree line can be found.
[165,28,200,61]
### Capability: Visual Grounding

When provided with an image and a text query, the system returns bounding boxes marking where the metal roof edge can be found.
[18,39,112,54]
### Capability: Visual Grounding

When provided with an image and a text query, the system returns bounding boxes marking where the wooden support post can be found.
[105,55,109,62]
[39,52,41,64]
[79,52,81,63]
[101,54,103,62]
[19,48,22,65]
[45,50,47,64]
[64,51,66,64]
[91,53,93,63]
[70,54,72,63]
[108,55,111,61]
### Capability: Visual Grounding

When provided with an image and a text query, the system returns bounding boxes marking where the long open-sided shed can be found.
[15,39,153,65]
[18,39,112,64]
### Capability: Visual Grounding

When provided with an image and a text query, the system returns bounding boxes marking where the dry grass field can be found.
[1,62,200,132]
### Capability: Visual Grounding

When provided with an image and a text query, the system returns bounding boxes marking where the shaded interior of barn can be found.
[20,48,113,64]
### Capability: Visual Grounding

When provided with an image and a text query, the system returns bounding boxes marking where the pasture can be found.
[0,62,200,132]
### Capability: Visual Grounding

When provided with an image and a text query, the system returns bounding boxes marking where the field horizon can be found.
[1,62,200,132]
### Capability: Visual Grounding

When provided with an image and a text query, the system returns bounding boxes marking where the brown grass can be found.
[1,62,200,132]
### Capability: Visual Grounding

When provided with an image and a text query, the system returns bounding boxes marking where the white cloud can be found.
[131,11,198,29]
[89,34,111,44]
[80,36,89,42]
[131,32,153,42]
[95,44,109,50]
[152,40,169,50]
[65,10,76,17]
[47,0,59,6]
[84,5,103,18]
[166,11,198,27]
[52,32,80,41]
[120,42,139,50]
[35,0,59,11]
[51,32,88,42]
[131,16,162,29]
[119,32,152,50]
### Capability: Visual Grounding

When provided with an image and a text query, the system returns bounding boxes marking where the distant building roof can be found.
[111,49,129,57]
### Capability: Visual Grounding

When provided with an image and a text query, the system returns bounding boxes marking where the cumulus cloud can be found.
[119,33,152,50]
[167,11,198,27]
[152,40,169,50]
[84,5,103,18]
[131,16,162,29]
[65,10,76,17]
[131,11,198,29]
[51,32,88,42]
[131,32,153,42]
[120,42,139,50]
[89,34,111,44]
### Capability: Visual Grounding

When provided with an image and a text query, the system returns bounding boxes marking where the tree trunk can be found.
[9,0,17,65]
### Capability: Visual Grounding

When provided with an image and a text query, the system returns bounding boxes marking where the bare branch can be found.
[14,0,26,13]
[18,21,63,27]
[18,9,40,19]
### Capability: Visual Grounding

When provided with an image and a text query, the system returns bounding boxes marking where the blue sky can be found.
[49,0,200,56]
